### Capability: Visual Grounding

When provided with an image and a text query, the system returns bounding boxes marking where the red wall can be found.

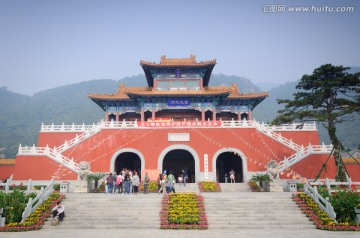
[38,132,79,147]
[345,164,360,182]
[13,127,335,180]
[59,128,297,172]
[279,154,337,179]
[0,166,15,179]
[12,155,77,180]
[276,131,321,146]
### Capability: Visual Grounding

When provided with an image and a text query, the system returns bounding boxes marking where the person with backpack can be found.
[166,171,176,194]
[115,173,123,194]
[143,172,150,194]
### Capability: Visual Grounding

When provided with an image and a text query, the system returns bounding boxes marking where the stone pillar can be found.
[115,112,120,122]
[141,108,144,122]
[237,112,241,121]
[201,110,205,121]
[248,111,253,120]
[105,112,109,122]
[212,109,216,121]
[152,109,156,121]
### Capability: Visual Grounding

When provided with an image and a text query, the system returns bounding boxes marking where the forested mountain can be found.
[0,72,358,158]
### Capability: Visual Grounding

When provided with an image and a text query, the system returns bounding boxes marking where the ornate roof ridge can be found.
[342,157,360,164]
[140,55,216,66]
[0,158,16,165]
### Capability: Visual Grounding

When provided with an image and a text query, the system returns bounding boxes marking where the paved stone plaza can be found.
[2,228,360,238]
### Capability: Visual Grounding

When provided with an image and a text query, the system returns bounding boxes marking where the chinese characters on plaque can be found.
[137,121,220,128]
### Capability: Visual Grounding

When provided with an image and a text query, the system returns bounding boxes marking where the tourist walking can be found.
[132,171,140,194]
[115,173,123,194]
[182,169,188,186]
[229,169,235,183]
[124,172,131,194]
[166,171,176,194]
[157,174,163,194]
[106,173,114,194]
[143,172,150,194]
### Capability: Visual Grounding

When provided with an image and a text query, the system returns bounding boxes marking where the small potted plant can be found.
[296,182,304,192]
[251,173,272,192]
[87,172,106,193]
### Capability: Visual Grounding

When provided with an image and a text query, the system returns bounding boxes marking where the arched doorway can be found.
[216,152,243,183]
[162,149,195,183]
[241,113,248,120]
[109,113,116,121]
[114,152,141,176]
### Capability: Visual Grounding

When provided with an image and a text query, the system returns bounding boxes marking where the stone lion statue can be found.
[78,161,91,180]
[266,160,279,181]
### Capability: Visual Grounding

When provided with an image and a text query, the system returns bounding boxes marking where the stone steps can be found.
[202,192,314,230]
[172,183,199,193]
[44,189,314,230]
[219,183,251,192]
[45,193,162,229]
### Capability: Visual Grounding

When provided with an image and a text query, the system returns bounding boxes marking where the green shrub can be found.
[53,183,60,191]
[0,189,30,224]
[296,182,304,191]
[329,189,360,223]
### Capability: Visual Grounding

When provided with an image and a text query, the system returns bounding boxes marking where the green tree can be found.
[272,64,360,181]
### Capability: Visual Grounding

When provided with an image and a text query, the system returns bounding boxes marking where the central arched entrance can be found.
[163,149,195,183]
[215,151,243,183]
[114,152,141,174]
[110,149,145,178]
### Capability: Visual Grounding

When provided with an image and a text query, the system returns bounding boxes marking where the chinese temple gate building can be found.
[89,55,266,123]
[12,56,338,182]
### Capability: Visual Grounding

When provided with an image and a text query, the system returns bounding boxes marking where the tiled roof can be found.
[342,158,360,164]
[140,55,216,67]
[0,159,16,165]
[88,83,268,100]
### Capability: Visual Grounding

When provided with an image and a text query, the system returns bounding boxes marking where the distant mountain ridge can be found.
[0,71,359,158]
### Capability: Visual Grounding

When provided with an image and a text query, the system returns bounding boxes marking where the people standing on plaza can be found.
[129,170,134,193]
[124,171,131,194]
[106,173,114,194]
[115,173,123,194]
[132,171,140,194]
[178,174,183,185]
[157,174,163,194]
[166,171,176,194]
[182,169,188,186]
[104,173,109,193]
[112,172,117,193]
[224,173,228,183]
[143,172,150,194]
[229,169,235,183]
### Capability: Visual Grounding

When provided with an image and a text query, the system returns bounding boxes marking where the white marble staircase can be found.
[43,191,314,230]
[203,192,314,229]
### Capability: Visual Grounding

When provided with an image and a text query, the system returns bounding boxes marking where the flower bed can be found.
[0,192,65,232]
[160,193,208,229]
[292,193,360,231]
[248,180,260,192]
[198,181,221,192]
[139,181,159,193]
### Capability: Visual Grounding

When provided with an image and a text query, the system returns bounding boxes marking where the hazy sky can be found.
[0,0,359,95]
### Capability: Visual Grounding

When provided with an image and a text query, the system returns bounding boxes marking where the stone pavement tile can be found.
[1,229,360,238]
